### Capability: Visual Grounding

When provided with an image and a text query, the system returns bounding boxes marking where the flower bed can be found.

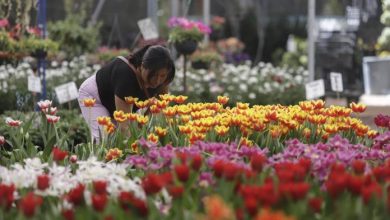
[1,97,390,219]
[170,62,308,105]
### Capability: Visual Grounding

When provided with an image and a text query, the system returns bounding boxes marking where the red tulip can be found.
[19,192,43,217]
[92,194,108,212]
[191,154,202,171]
[142,173,164,195]
[250,154,266,172]
[244,196,258,216]
[66,184,85,206]
[93,180,107,195]
[175,164,190,182]
[168,185,185,198]
[37,174,50,190]
[52,146,68,162]
[61,209,75,220]
[308,197,322,213]
[0,183,15,210]
[351,160,366,175]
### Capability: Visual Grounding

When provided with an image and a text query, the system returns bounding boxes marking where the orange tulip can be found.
[156,100,169,109]
[303,128,311,139]
[113,110,127,123]
[311,99,325,109]
[127,113,138,121]
[215,126,229,136]
[174,95,188,104]
[367,130,378,139]
[189,132,205,144]
[130,142,139,153]
[324,124,338,134]
[179,125,192,134]
[159,94,175,102]
[155,127,168,137]
[136,115,149,125]
[83,98,96,107]
[350,102,367,113]
[237,102,249,110]
[147,133,159,143]
[177,106,191,115]
[203,195,234,220]
[135,100,150,109]
[97,116,111,126]
[124,96,138,105]
[104,123,115,134]
[217,96,229,105]
[105,148,123,161]
[299,101,314,111]
[240,137,254,147]
[255,208,295,220]
[163,107,177,117]
[150,105,160,114]
[265,111,278,121]
[181,115,191,123]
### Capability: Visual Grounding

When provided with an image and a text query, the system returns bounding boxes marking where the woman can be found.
[78,44,175,141]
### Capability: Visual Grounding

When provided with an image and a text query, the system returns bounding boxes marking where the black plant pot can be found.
[31,49,47,59]
[210,29,223,41]
[175,40,198,55]
[191,60,210,70]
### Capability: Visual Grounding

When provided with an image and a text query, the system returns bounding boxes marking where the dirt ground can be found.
[356,106,390,129]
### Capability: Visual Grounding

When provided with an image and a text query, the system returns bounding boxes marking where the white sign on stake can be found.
[305,79,325,100]
[28,75,42,93]
[330,72,343,92]
[55,82,79,104]
[137,18,159,41]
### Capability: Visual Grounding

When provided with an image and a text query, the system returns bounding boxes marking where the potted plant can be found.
[0,31,23,64]
[167,17,211,55]
[21,36,59,59]
[191,50,223,69]
[210,16,225,41]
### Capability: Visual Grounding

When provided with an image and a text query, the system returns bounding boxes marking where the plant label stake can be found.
[330,72,343,99]
[54,82,78,109]
[305,79,325,100]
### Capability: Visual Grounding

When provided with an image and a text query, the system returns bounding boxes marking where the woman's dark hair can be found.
[128,44,175,91]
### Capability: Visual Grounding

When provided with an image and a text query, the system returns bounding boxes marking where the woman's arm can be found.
[115,95,132,135]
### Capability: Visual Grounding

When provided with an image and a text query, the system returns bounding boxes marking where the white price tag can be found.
[28,75,42,93]
[330,72,343,92]
[137,18,159,41]
[55,82,78,104]
[305,79,325,100]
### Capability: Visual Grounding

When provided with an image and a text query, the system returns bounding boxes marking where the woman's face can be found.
[141,67,168,89]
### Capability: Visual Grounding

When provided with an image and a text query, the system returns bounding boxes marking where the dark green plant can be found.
[20,36,59,54]
[191,51,223,65]
[0,109,88,150]
[272,37,308,69]
[47,0,101,58]
[48,18,101,58]
[168,27,204,43]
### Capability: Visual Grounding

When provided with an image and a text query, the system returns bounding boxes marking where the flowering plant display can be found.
[167,17,211,44]
[190,50,223,68]
[1,96,390,218]
[171,62,308,105]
